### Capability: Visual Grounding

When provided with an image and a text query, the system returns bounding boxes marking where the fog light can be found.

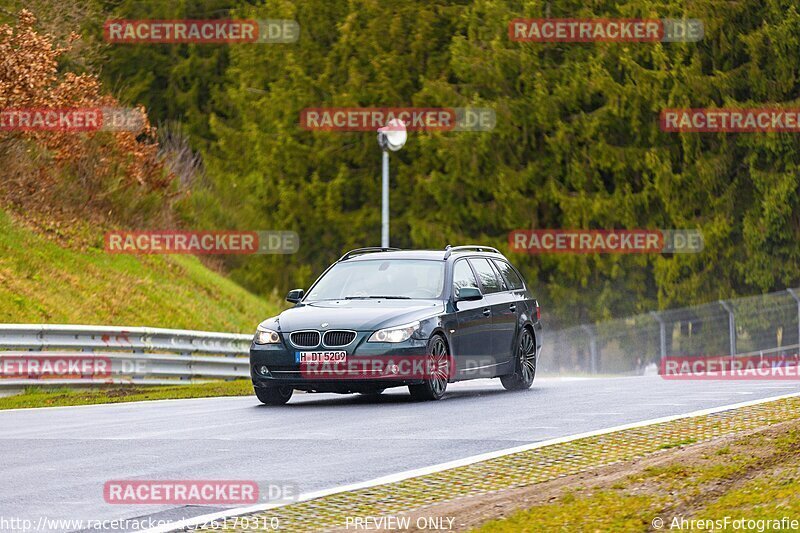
[259,365,269,376]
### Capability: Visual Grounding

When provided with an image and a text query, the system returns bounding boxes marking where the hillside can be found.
[0,209,279,332]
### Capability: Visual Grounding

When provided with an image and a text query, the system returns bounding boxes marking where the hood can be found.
[271,299,444,332]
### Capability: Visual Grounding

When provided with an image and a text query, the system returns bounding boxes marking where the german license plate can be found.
[295,351,347,363]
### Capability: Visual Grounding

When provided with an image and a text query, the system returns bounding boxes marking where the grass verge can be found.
[472,418,800,532]
[0,380,254,410]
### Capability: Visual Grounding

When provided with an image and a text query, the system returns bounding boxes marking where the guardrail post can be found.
[181,349,191,381]
[788,289,800,351]
[81,331,92,353]
[581,325,598,374]
[650,311,667,361]
[719,300,737,356]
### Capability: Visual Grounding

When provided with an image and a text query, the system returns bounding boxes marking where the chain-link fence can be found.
[540,288,800,375]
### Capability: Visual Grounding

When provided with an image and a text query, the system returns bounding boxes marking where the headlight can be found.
[254,325,281,344]
[368,321,420,343]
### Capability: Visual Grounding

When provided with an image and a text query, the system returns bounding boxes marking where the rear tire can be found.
[254,385,293,405]
[408,334,450,401]
[501,328,536,391]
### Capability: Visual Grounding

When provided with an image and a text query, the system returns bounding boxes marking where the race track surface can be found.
[2,375,799,530]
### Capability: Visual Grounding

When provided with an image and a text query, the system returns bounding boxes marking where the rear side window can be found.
[452,260,479,295]
[468,258,502,294]
[493,260,525,290]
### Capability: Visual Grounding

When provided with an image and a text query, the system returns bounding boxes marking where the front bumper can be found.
[250,331,431,392]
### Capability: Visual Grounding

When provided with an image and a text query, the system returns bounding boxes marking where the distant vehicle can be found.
[250,246,542,404]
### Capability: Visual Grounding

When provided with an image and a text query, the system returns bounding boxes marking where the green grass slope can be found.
[0,210,279,332]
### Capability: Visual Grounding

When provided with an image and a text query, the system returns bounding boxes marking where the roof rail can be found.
[443,245,501,259]
[339,247,401,261]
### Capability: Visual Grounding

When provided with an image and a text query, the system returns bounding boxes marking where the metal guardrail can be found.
[0,324,252,388]
[736,343,800,359]
[7,286,799,386]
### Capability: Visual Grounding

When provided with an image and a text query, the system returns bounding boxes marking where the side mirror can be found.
[286,289,305,304]
[455,286,482,301]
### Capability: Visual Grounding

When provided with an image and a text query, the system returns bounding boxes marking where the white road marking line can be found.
[143,391,800,533]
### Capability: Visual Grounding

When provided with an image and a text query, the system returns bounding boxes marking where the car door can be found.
[450,258,493,377]
[468,257,516,367]
[491,257,528,353]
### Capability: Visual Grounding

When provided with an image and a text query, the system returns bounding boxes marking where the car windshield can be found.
[305,259,445,300]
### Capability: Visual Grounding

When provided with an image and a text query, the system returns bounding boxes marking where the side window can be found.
[493,260,524,290]
[452,260,479,296]
[468,258,502,294]
[489,260,509,291]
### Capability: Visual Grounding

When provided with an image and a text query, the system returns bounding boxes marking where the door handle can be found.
[509,304,517,312]
[482,308,491,317]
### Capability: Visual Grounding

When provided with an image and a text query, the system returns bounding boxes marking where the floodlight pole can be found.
[381,149,390,248]
[377,120,406,248]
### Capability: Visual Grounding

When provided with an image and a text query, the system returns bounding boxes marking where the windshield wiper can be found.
[344,295,412,300]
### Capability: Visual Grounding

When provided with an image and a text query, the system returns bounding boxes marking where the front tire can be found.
[501,328,536,391]
[254,385,293,405]
[408,334,450,401]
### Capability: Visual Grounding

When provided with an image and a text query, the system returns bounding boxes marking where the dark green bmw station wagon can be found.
[250,246,542,404]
